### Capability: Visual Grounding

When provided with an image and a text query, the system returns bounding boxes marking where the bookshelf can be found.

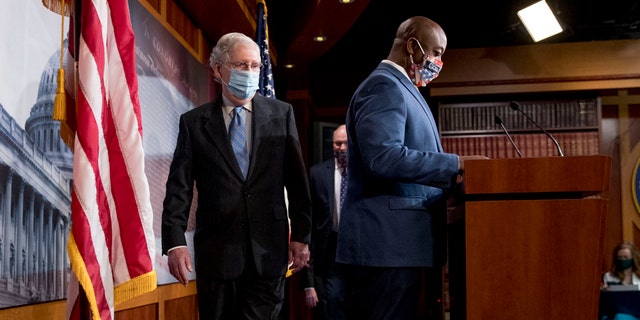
[438,98,601,158]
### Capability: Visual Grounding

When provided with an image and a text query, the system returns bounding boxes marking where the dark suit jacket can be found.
[336,62,458,268]
[162,94,311,279]
[301,158,337,288]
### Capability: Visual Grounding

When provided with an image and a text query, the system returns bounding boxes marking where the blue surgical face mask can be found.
[221,66,260,100]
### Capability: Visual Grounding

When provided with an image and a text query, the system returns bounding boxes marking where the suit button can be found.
[240,220,247,227]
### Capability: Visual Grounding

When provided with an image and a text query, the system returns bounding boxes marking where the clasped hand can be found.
[288,241,310,274]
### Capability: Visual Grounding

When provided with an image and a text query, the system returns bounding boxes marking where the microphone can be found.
[495,115,522,158]
[509,101,565,157]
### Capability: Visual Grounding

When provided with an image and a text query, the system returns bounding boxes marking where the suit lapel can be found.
[326,159,336,217]
[247,95,273,179]
[380,63,444,152]
[203,98,245,180]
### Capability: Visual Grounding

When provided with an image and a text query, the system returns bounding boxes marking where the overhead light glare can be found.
[284,64,295,69]
[517,0,563,42]
[339,0,354,3]
[313,35,327,42]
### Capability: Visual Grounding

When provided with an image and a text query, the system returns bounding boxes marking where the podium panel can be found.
[465,199,606,320]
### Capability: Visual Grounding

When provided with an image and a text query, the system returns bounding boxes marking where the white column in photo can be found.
[15,180,24,283]
[55,218,63,298]
[3,171,12,280]
[26,192,35,288]
[46,206,52,296]
[37,200,44,293]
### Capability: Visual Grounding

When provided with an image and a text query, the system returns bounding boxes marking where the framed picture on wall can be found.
[312,121,340,166]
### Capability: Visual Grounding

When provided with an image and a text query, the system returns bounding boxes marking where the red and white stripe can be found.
[67,1,156,319]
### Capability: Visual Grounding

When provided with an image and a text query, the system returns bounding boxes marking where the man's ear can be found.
[405,38,416,55]
[211,61,223,80]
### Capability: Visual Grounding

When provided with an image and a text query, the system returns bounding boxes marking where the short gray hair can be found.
[209,32,260,69]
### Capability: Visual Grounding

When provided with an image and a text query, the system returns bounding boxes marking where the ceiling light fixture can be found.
[338,0,354,3]
[517,0,563,42]
[313,35,327,42]
[284,64,295,69]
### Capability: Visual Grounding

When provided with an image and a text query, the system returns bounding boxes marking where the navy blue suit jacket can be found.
[336,62,458,268]
[162,94,311,279]
[301,158,337,288]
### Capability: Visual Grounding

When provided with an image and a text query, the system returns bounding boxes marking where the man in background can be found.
[301,124,348,320]
[161,32,311,319]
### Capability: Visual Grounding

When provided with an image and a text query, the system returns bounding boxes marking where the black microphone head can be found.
[509,101,521,111]
[494,115,503,125]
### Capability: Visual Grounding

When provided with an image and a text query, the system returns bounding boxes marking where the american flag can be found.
[256,0,275,98]
[61,0,157,319]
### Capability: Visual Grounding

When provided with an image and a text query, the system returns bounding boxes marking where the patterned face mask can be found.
[408,38,443,87]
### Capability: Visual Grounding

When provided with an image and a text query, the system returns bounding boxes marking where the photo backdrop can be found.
[0,0,213,309]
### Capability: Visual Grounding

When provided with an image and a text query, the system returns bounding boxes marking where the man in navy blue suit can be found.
[336,16,484,319]
[301,124,348,320]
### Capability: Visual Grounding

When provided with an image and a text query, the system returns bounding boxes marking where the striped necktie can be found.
[229,106,249,179]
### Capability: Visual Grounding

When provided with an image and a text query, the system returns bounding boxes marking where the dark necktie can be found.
[340,164,347,210]
[337,156,348,228]
[229,106,249,179]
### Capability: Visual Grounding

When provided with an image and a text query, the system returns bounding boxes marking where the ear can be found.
[212,61,223,80]
[405,38,417,55]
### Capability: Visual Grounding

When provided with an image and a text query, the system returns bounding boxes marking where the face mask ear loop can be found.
[215,61,230,87]
[411,38,427,65]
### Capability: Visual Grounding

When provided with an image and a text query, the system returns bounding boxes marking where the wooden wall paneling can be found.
[600,103,623,272]
[602,91,640,247]
[0,300,66,320]
[115,304,158,320]
[163,295,198,320]
[137,0,206,62]
[431,39,640,96]
[157,281,198,319]
[0,282,198,320]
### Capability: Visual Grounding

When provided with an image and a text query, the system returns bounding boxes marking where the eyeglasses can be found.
[226,61,263,71]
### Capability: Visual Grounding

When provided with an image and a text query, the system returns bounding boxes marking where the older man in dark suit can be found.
[161,32,311,320]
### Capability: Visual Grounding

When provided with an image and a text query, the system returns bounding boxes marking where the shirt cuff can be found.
[167,245,188,254]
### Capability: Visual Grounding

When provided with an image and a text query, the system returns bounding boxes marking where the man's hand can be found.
[305,288,319,308]
[457,155,490,183]
[167,247,192,286]
[288,241,310,274]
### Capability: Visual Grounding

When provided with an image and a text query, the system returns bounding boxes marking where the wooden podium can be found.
[447,155,611,320]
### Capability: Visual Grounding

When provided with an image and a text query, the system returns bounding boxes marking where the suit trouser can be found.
[342,265,421,320]
[196,257,286,320]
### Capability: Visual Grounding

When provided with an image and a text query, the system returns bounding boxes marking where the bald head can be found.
[387,16,447,71]
[332,124,347,153]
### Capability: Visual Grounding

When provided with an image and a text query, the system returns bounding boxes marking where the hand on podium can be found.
[448,155,489,207]
[457,155,490,184]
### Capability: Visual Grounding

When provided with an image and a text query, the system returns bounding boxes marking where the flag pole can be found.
[256,0,276,98]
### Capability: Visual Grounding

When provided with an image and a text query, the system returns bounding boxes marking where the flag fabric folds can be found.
[63,0,157,319]
[256,0,276,98]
